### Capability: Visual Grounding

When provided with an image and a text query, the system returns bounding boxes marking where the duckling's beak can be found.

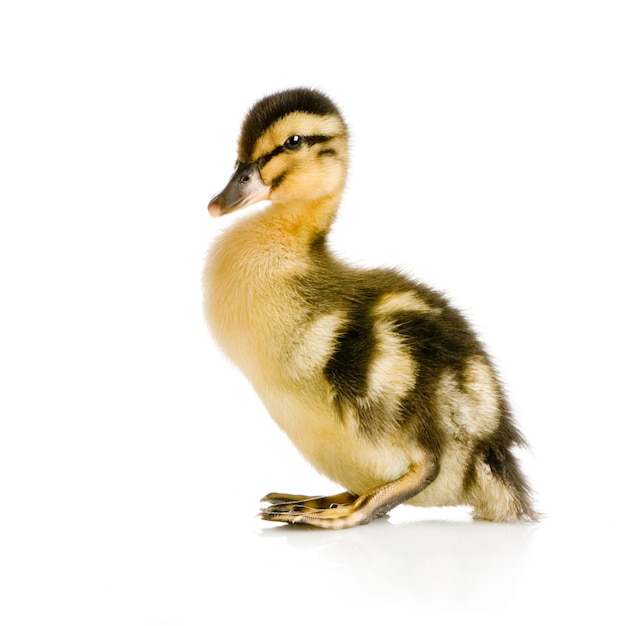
[208,162,270,218]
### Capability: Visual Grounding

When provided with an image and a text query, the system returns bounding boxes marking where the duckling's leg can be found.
[260,462,437,529]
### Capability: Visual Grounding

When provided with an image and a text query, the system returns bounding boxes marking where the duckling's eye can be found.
[284,135,303,150]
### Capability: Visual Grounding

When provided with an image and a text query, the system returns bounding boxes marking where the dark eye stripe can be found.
[303,135,330,146]
[258,135,332,169]
[258,145,285,169]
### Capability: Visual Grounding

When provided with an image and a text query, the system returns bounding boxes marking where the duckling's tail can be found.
[467,441,539,523]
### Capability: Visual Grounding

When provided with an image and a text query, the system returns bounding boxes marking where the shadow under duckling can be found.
[204,87,537,529]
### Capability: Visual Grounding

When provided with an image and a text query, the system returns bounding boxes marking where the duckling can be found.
[203,87,536,528]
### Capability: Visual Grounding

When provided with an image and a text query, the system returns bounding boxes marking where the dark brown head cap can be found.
[238,88,343,162]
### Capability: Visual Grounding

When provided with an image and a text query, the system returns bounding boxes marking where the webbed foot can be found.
[259,462,436,529]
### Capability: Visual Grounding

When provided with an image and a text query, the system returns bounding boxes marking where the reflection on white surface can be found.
[249,510,621,623]
[258,514,536,612]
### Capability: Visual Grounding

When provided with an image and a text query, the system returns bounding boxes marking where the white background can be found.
[1,1,625,624]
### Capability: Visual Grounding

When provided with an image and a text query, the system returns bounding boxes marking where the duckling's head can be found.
[208,88,348,218]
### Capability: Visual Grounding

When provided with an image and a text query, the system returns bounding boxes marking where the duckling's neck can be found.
[212,193,341,288]
[264,194,341,246]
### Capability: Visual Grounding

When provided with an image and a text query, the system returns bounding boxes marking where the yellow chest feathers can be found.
[202,212,312,380]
